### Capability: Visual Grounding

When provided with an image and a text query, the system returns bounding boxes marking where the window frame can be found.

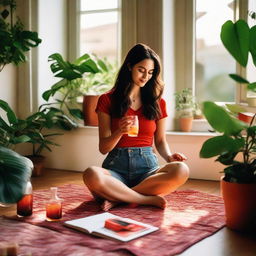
[68,0,122,63]
[175,0,249,105]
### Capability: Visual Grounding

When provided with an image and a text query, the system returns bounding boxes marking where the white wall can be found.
[37,0,67,106]
[0,65,17,111]
[163,0,175,131]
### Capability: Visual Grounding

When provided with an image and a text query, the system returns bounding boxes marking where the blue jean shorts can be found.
[102,147,159,187]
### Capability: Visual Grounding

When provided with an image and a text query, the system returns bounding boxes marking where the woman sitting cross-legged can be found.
[83,43,189,211]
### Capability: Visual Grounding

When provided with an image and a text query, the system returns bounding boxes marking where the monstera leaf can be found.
[0,146,33,204]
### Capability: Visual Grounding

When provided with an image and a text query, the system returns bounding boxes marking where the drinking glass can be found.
[128,115,139,137]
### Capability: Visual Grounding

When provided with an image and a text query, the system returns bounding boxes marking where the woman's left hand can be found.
[167,152,187,162]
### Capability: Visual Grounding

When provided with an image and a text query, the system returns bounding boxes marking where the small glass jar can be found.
[46,187,63,221]
[17,181,33,217]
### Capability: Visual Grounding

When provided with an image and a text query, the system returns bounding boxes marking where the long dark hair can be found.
[110,43,164,120]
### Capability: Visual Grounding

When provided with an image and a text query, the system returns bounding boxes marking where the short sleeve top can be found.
[96,91,168,148]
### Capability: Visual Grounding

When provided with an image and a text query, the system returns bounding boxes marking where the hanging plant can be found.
[0,0,42,72]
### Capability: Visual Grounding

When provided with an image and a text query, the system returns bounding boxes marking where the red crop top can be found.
[96,91,168,148]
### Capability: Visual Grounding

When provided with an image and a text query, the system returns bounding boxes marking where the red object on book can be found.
[104,218,143,232]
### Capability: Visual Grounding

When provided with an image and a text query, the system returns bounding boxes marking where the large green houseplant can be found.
[220,17,256,106]
[43,53,115,126]
[0,0,42,71]
[200,102,256,232]
[42,53,100,126]
[200,15,256,232]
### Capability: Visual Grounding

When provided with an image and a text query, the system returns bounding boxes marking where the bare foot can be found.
[145,195,167,209]
[100,200,120,211]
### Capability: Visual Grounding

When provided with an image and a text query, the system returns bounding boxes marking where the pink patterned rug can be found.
[3,184,225,256]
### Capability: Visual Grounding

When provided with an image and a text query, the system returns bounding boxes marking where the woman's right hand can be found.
[118,116,133,134]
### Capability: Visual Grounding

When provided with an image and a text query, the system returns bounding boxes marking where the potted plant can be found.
[0,99,75,176]
[0,145,33,205]
[174,88,195,132]
[42,53,100,126]
[200,101,256,232]
[81,56,117,126]
[0,0,42,71]
[220,16,256,106]
[43,53,116,126]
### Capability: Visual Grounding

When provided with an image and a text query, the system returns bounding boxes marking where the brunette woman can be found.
[83,43,189,210]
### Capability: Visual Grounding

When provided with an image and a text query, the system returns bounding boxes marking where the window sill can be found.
[78,124,216,137]
[166,131,216,136]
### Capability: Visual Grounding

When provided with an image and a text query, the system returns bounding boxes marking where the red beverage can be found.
[45,187,63,221]
[17,194,33,216]
[46,202,62,221]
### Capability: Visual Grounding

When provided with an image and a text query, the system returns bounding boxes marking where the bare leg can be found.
[83,166,166,209]
[132,162,189,196]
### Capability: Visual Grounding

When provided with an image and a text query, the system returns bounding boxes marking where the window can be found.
[78,0,121,63]
[247,0,256,98]
[175,0,250,105]
[195,0,236,103]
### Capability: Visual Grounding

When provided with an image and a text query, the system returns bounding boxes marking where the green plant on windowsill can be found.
[0,0,42,71]
[174,88,195,118]
[41,53,101,124]
[80,55,117,95]
[42,53,116,126]
[220,14,256,106]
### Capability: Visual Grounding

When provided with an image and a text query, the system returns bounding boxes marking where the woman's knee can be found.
[166,162,190,183]
[83,166,103,189]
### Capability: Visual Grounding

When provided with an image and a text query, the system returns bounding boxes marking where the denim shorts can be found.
[102,147,159,187]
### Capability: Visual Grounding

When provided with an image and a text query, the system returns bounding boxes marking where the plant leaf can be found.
[68,108,83,120]
[203,101,245,135]
[48,53,83,80]
[42,79,67,101]
[249,25,256,67]
[0,146,33,203]
[77,59,100,74]
[247,82,256,93]
[200,135,244,158]
[225,104,247,114]
[220,19,249,67]
[229,74,249,83]
[12,135,31,144]
[0,99,17,124]
[73,53,90,65]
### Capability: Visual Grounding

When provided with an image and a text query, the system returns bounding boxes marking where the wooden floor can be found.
[1,169,255,256]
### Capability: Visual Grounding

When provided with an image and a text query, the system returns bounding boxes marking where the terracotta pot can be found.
[221,178,256,232]
[238,112,254,124]
[26,155,46,177]
[179,117,193,132]
[83,95,100,126]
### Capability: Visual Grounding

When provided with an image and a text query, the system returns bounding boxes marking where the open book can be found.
[64,212,159,242]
